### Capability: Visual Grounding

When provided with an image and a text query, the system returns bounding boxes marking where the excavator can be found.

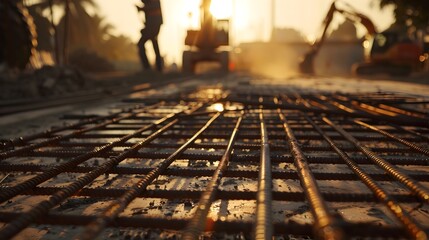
[299,1,423,76]
[182,0,229,73]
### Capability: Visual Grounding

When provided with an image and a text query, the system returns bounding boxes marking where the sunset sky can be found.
[93,0,395,64]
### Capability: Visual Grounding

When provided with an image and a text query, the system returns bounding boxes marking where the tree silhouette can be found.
[270,28,306,43]
[28,0,98,63]
[56,0,99,54]
[27,0,138,71]
[102,35,139,61]
[27,5,53,51]
[378,0,429,31]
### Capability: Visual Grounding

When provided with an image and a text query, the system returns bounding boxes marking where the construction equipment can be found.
[0,0,37,70]
[299,1,423,76]
[182,0,229,73]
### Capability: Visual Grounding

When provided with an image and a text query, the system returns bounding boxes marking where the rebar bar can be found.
[254,109,273,240]
[278,109,345,240]
[182,112,244,240]
[323,117,429,203]
[305,115,427,240]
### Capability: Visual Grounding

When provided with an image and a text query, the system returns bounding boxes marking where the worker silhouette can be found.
[136,0,163,72]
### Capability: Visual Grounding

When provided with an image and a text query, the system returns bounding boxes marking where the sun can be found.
[181,0,233,29]
[210,0,232,19]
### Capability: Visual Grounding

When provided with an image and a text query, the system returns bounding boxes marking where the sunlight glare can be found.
[210,0,232,19]
[211,103,225,112]
[306,34,316,43]
[181,0,200,29]
[363,40,370,49]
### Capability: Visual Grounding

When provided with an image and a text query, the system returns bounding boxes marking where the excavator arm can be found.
[299,1,377,74]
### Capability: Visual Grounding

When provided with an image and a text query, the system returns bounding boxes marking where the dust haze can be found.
[234,24,363,79]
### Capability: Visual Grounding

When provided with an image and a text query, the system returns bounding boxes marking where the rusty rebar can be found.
[392,124,429,141]
[182,112,244,240]
[0,103,162,160]
[278,109,345,240]
[323,117,429,203]
[2,163,429,182]
[334,93,428,119]
[377,103,428,119]
[254,109,273,240]
[2,210,424,238]
[0,104,204,239]
[0,104,177,204]
[0,186,421,203]
[354,120,429,157]
[77,112,222,240]
[1,90,428,239]
[226,97,427,127]
[305,115,427,240]
[0,104,148,151]
[318,95,355,113]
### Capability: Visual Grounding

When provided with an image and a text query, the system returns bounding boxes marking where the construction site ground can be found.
[0,71,428,239]
[1,71,428,136]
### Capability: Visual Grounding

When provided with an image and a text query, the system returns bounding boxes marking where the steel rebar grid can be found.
[225,94,428,127]
[1,211,422,238]
[0,187,422,203]
[182,111,244,239]
[353,120,429,157]
[0,104,178,204]
[0,103,206,239]
[392,124,429,141]
[277,109,345,240]
[322,117,429,204]
[304,115,427,240]
[317,95,356,114]
[6,148,428,166]
[77,112,222,240]
[332,93,429,120]
[0,90,428,239]
[0,104,143,151]
[0,103,162,160]
[2,164,429,182]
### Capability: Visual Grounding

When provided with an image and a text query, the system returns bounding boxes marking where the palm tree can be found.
[87,14,114,53]
[102,35,139,61]
[27,4,54,52]
[28,0,98,64]
[27,0,138,71]
[0,0,37,69]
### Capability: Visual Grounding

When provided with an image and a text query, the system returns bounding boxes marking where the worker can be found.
[136,0,163,72]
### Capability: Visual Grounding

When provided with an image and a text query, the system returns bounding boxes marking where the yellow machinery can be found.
[182,0,229,73]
